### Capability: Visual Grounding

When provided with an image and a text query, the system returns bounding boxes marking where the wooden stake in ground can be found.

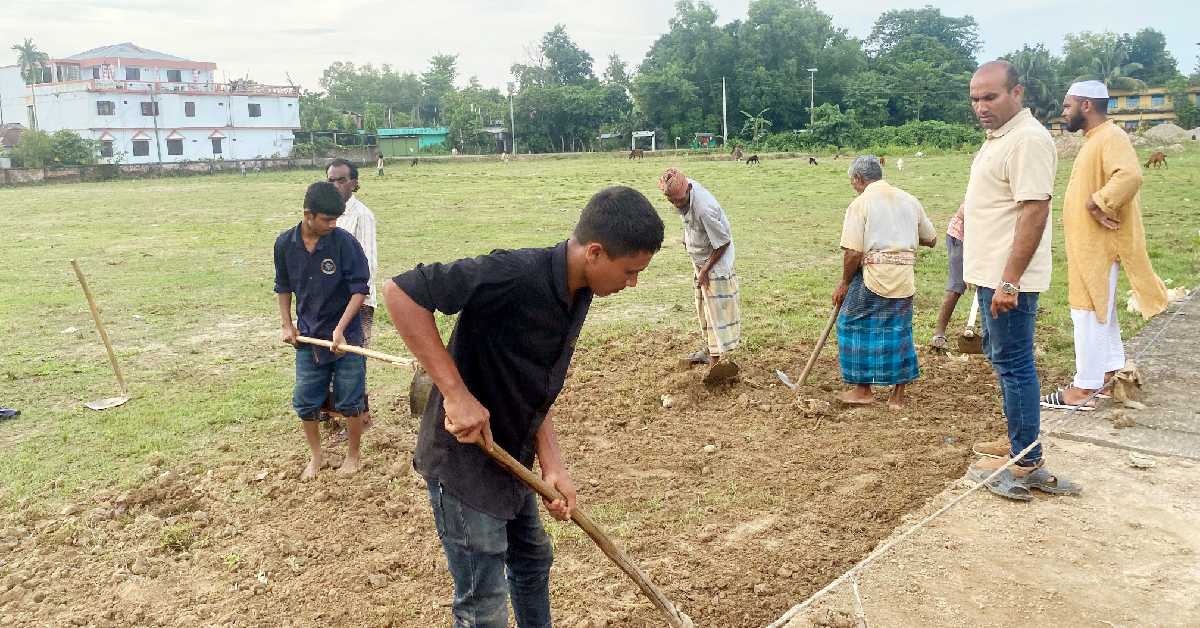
[291,337,693,627]
[70,259,129,410]
[797,303,842,385]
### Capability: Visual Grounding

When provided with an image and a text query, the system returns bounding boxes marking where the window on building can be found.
[132,140,150,156]
[125,67,141,81]
[247,103,262,118]
[211,138,223,154]
[92,66,100,79]
[141,101,159,116]
[96,101,115,116]
[1108,97,1118,111]
[1151,94,1165,108]
[167,69,182,83]
[1126,95,1140,108]
[167,139,184,156]
[185,102,196,117]
[100,141,113,158]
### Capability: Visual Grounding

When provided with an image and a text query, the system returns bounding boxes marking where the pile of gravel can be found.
[1143,123,1190,143]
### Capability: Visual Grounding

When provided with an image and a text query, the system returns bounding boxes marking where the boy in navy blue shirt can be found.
[274,181,371,480]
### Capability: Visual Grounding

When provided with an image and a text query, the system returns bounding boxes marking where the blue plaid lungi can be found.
[837,272,920,385]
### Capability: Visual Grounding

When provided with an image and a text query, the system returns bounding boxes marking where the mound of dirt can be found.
[0,334,1015,627]
[1055,134,1085,157]
[1143,123,1190,144]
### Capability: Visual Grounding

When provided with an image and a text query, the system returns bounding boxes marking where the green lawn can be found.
[2,148,1197,507]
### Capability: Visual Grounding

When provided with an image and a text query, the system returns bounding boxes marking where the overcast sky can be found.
[3,1,1197,91]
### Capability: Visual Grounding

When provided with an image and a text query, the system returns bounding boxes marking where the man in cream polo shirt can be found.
[963,60,1081,500]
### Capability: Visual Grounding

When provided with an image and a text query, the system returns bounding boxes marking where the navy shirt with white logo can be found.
[273,223,370,364]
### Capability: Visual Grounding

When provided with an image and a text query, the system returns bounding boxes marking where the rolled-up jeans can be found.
[428,481,554,628]
[978,287,1043,465]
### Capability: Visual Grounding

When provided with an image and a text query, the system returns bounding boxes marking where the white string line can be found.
[767,291,1195,628]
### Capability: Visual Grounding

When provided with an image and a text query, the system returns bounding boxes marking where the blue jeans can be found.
[292,346,366,420]
[428,481,553,628]
[978,288,1042,465]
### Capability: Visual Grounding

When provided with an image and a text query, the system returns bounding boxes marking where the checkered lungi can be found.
[695,271,741,356]
[836,272,919,385]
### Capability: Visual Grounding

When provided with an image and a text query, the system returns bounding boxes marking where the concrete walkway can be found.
[784,294,1200,628]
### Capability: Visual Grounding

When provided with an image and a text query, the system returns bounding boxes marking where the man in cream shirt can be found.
[963,60,1081,499]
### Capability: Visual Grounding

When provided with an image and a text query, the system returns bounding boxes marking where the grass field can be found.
[2,147,1198,509]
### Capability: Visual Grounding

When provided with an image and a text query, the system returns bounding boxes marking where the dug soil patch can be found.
[0,335,1008,627]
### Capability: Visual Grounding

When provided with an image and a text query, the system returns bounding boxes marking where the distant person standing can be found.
[376,153,385,177]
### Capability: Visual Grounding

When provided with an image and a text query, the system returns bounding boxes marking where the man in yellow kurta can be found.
[1040,80,1168,411]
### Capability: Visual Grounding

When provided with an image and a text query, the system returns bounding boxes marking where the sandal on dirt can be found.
[928,335,948,350]
[1017,467,1083,496]
[967,466,1033,501]
[1040,389,1096,412]
[703,360,739,385]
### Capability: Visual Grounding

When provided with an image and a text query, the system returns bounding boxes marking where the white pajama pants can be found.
[1071,262,1126,390]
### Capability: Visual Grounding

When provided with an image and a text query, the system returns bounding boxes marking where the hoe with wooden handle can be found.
[293,336,693,627]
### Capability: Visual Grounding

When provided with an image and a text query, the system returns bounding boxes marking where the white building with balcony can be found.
[0,42,299,163]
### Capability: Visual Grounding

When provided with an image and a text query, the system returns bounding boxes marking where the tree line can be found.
[298,1,1197,154]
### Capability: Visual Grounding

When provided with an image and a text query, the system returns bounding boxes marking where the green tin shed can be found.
[377,127,448,156]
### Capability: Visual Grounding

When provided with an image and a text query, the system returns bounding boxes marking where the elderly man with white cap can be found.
[1039,80,1169,412]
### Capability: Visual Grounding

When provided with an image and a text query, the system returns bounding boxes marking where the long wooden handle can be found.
[480,442,691,628]
[798,304,841,385]
[966,290,980,329]
[71,259,127,396]
[296,336,414,367]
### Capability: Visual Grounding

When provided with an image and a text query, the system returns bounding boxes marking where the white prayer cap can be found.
[1067,80,1109,99]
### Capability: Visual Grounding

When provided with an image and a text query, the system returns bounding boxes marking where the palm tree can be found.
[12,38,49,84]
[1075,43,1146,92]
[11,38,49,129]
[1007,44,1059,123]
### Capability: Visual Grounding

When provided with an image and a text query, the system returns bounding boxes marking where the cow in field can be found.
[731,146,745,162]
[1145,151,1167,169]
[808,156,818,166]
[629,148,645,160]
[746,154,760,165]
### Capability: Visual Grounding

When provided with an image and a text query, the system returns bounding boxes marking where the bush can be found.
[751,120,983,154]
[10,129,53,168]
[49,129,99,165]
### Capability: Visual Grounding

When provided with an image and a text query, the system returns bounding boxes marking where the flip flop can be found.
[967,466,1032,501]
[1040,389,1096,412]
[928,335,948,350]
[1017,466,1083,496]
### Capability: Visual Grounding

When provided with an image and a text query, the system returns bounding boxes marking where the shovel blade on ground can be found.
[84,396,129,411]
[775,369,798,390]
[957,330,984,354]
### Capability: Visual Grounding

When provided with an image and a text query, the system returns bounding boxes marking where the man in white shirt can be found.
[659,167,741,384]
[327,158,379,346]
[326,158,379,429]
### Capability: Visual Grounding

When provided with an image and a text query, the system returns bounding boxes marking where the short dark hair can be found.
[327,157,358,180]
[574,186,664,258]
[304,181,346,216]
[1086,96,1109,114]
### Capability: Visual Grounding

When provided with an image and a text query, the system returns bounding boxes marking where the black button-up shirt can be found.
[273,224,370,364]
[392,241,592,520]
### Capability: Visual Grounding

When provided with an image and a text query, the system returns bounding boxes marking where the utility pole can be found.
[721,77,728,146]
[507,82,517,154]
[807,68,818,128]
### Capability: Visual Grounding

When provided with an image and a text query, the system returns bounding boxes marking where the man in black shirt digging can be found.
[384,186,665,628]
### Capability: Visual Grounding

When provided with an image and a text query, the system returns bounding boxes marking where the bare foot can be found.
[838,387,875,405]
[887,389,906,411]
[300,458,322,482]
[337,456,360,476]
